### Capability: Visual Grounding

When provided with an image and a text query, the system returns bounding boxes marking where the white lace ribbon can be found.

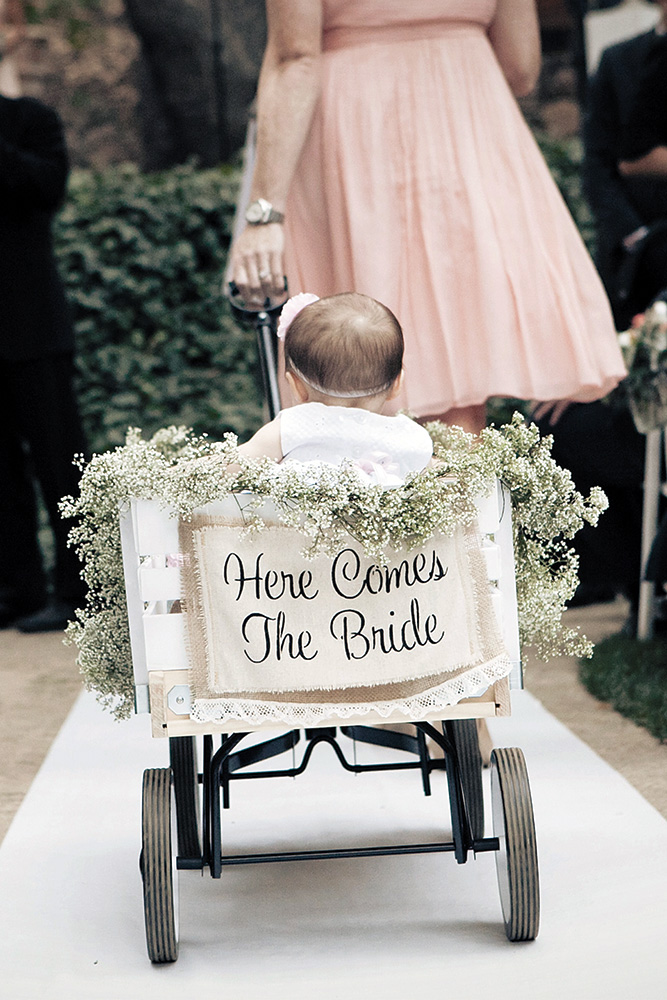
[189,652,511,727]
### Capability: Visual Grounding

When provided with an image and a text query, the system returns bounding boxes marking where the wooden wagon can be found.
[120,479,540,963]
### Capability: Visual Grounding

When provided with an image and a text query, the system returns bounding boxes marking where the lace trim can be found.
[190,653,511,726]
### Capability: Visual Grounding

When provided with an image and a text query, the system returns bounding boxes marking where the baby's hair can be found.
[284,292,404,398]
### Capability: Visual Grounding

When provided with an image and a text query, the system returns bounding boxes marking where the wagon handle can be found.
[226,281,284,421]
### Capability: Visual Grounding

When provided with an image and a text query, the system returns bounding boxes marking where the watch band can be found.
[245,198,285,225]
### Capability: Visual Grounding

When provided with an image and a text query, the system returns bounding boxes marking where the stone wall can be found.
[15,0,142,168]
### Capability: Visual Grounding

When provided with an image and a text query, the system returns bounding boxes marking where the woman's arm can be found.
[619,146,667,178]
[230,0,322,304]
[487,0,541,97]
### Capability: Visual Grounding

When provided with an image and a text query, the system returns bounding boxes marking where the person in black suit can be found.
[535,397,645,612]
[0,94,87,632]
[538,6,667,621]
[582,2,667,329]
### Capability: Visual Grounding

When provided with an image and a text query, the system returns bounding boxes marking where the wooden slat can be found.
[496,486,522,686]
[148,671,168,738]
[492,676,511,717]
[139,565,181,602]
[143,614,189,671]
[134,499,179,555]
[120,506,148,687]
[159,694,503,738]
[481,541,501,582]
[476,481,501,533]
[146,666,510,738]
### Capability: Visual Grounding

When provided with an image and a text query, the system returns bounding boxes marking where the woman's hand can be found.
[622,225,649,252]
[530,399,573,426]
[619,146,667,178]
[230,221,286,306]
[488,0,541,97]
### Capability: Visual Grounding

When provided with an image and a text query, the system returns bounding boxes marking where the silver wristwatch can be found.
[245,198,285,225]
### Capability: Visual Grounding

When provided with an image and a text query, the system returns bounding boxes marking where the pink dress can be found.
[284,0,626,417]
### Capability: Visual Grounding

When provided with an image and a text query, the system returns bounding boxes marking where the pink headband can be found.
[276,293,320,340]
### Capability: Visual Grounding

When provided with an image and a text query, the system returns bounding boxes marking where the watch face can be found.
[246,201,265,223]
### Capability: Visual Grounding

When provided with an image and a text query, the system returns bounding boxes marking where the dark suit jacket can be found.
[582,30,667,300]
[0,95,73,361]
[620,34,667,160]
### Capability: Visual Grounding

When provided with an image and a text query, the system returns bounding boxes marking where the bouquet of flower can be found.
[619,299,667,433]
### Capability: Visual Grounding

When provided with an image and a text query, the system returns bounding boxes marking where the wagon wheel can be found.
[141,768,179,963]
[169,737,201,860]
[490,747,540,942]
[447,720,484,841]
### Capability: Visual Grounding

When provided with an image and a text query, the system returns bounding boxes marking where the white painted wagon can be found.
[120,479,539,963]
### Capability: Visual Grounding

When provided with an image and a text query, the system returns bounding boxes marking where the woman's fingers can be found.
[269,249,285,297]
[230,223,286,305]
[530,401,551,422]
[530,399,573,425]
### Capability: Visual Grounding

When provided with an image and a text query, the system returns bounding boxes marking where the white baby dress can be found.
[279,402,433,485]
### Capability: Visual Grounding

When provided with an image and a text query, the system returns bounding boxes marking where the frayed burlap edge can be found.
[179,515,510,724]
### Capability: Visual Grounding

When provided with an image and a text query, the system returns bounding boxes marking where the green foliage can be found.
[54,163,263,455]
[25,1,102,48]
[486,397,530,426]
[580,634,667,742]
[618,299,667,433]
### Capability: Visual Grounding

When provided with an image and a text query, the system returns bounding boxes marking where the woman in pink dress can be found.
[230,0,626,434]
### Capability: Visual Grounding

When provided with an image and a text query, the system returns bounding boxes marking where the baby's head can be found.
[281,292,404,404]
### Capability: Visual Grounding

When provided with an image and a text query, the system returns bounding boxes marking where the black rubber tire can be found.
[448,719,485,841]
[141,768,179,963]
[490,747,540,942]
[169,736,201,859]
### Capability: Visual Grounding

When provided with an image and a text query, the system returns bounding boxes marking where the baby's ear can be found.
[386,371,404,401]
[285,369,310,403]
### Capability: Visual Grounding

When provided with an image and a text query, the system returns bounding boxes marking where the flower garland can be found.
[619,298,667,433]
[61,414,607,719]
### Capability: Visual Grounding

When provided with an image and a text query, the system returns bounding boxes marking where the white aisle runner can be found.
[0,689,665,1000]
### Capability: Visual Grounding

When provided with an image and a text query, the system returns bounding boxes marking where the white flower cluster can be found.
[61,413,607,719]
[620,299,667,432]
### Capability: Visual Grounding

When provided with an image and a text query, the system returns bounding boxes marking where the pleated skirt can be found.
[284,22,626,416]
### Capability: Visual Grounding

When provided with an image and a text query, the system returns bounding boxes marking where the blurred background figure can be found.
[536,397,645,617]
[0,0,25,98]
[0,87,87,632]
[583,0,667,329]
[538,1,667,623]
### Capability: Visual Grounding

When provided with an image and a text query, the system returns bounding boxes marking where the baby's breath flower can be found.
[62,416,605,718]
[621,299,667,431]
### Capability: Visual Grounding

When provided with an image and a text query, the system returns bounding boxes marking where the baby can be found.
[237,291,433,484]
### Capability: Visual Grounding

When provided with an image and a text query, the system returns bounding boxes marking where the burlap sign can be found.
[178,515,510,726]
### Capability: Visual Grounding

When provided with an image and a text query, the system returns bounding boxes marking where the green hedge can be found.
[55,163,263,455]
